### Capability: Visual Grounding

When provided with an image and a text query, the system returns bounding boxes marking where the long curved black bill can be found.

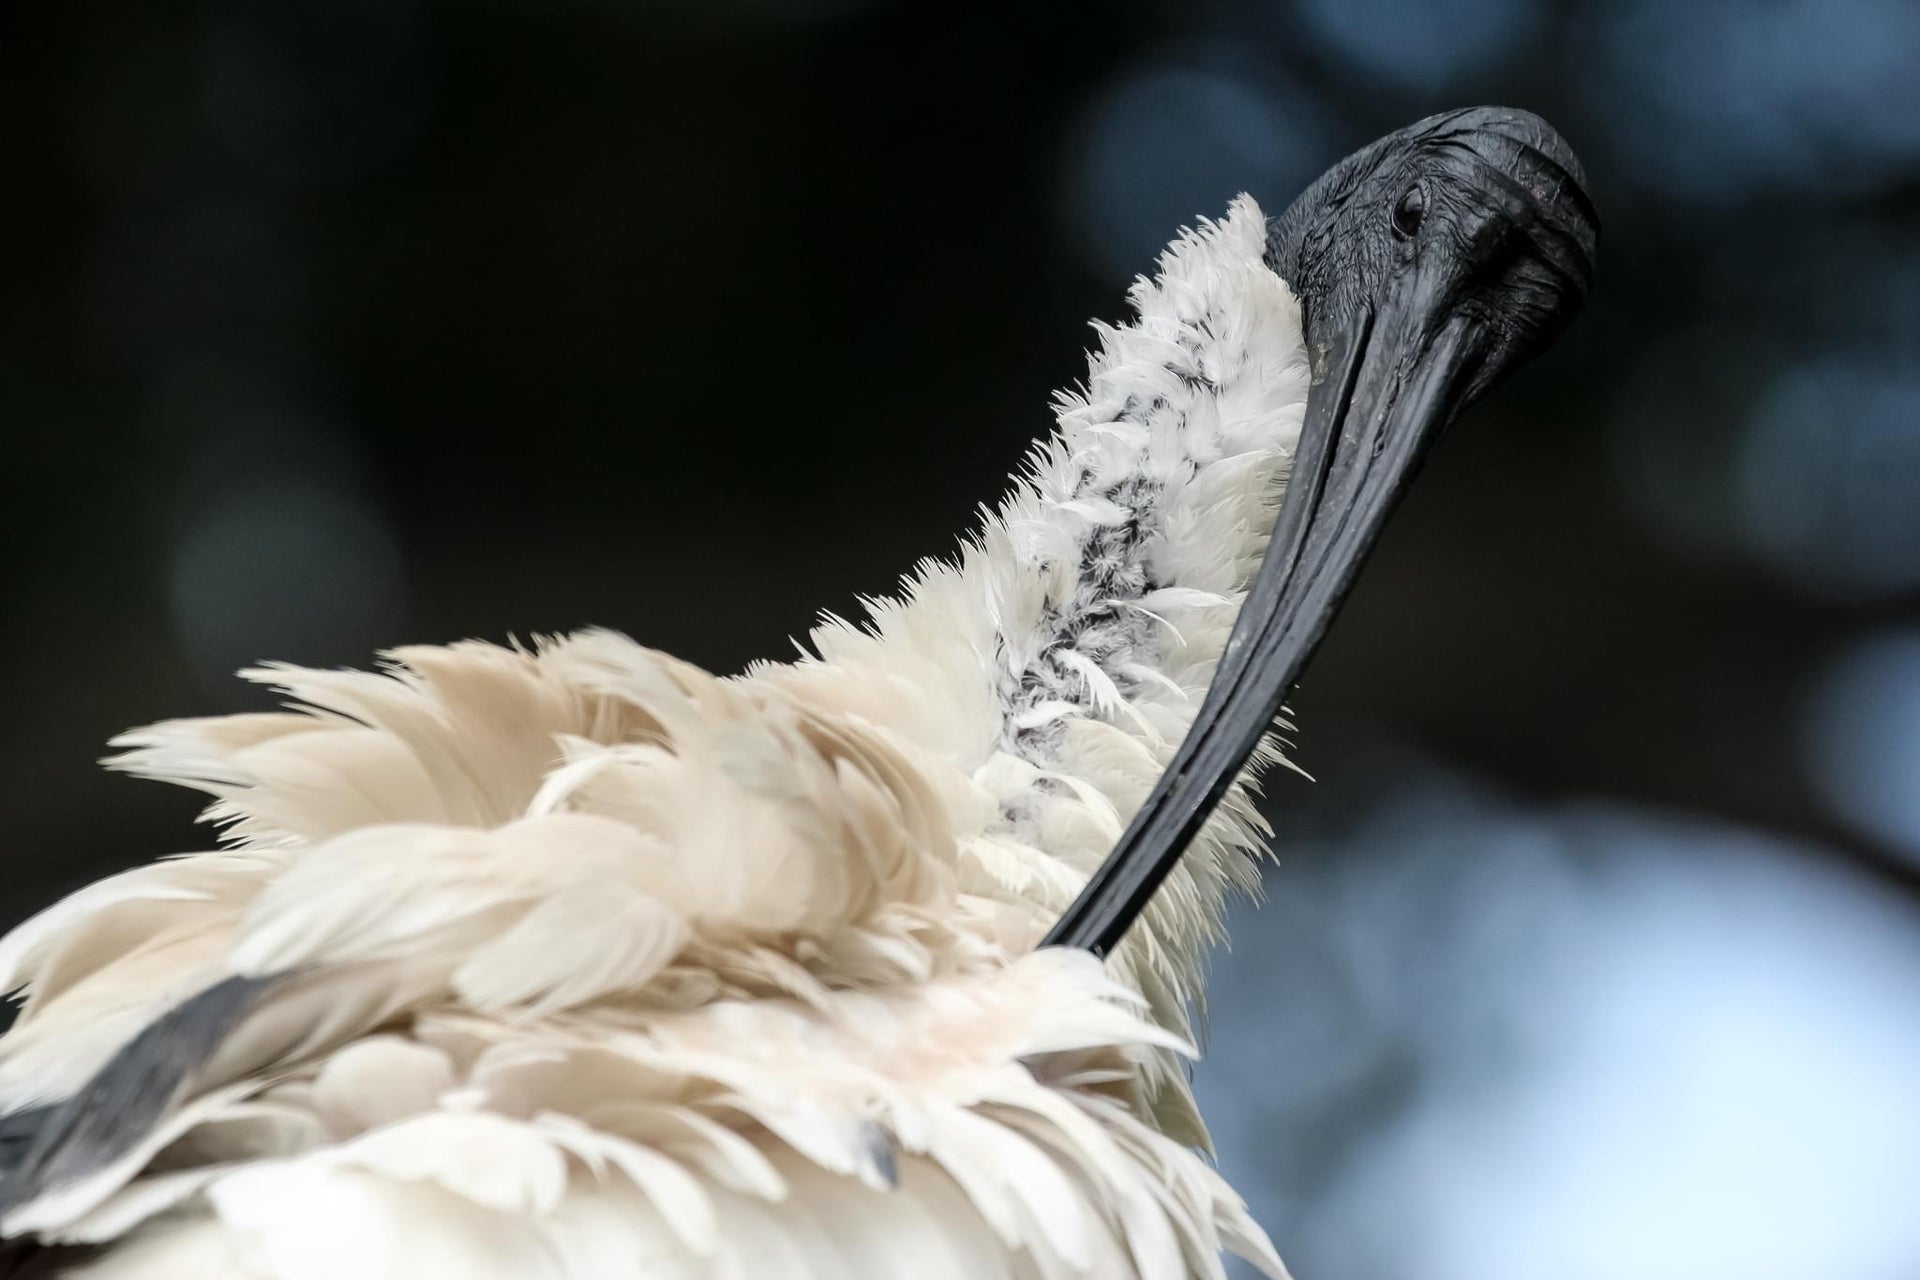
[1042,302,1479,956]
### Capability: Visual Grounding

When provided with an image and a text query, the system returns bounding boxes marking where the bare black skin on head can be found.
[1269,105,1597,409]
[1046,106,1599,956]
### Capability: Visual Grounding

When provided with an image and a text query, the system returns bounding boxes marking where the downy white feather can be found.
[1,196,1306,1278]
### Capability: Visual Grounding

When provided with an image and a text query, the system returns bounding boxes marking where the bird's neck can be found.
[995,200,1310,773]
[787,195,1310,1048]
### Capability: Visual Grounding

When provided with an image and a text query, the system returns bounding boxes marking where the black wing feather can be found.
[0,974,277,1221]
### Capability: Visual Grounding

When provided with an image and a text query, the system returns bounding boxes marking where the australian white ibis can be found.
[0,106,1594,1278]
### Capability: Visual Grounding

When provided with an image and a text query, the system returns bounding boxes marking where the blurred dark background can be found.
[3,1,1918,1276]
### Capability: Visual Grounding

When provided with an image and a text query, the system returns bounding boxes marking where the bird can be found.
[0,106,1594,1279]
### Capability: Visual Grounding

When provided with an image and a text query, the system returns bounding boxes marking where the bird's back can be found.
[0,200,1306,1280]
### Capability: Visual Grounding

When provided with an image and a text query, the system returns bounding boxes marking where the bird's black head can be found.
[1045,108,1597,957]
[1267,104,1598,411]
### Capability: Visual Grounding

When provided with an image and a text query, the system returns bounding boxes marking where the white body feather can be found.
[0,197,1307,1279]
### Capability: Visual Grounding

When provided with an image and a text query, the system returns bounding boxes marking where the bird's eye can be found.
[1391,184,1425,238]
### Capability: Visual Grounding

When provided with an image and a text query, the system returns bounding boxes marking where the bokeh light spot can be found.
[1201,775,1920,1280]
[1589,0,1920,199]
[1738,358,1920,597]
[1292,0,1539,94]
[1062,59,1334,285]
[168,486,406,693]
[1803,630,1920,865]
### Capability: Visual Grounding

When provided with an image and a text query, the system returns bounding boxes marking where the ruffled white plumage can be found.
[0,197,1306,1278]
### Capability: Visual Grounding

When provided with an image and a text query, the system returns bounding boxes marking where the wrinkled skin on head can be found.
[1266,104,1599,409]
